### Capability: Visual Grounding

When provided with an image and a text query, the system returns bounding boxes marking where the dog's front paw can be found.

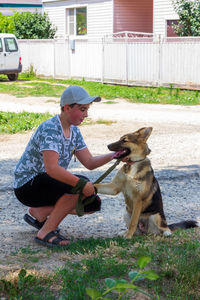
[124,231,133,239]
[163,230,172,236]
[118,229,126,237]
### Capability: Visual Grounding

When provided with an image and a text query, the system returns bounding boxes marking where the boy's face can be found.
[65,103,90,125]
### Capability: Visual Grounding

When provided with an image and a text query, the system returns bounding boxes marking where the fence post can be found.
[101,37,104,83]
[53,39,56,78]
[25,39,31,73]
[65,38,70,79]
[27,40,30,73]
[158,34,162,87]
[126,37,128,85]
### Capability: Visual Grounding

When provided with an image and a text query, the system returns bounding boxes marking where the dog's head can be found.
[108,127,152,161]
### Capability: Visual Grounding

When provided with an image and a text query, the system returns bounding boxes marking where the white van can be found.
[0,33,22,81]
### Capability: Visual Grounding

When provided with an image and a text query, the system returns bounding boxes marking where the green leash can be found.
[93,159,120,184]
[74,160,120,216]
[71,178,94,217]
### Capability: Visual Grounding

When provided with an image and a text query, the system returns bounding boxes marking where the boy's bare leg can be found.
[29,205,93,220]
[29,192,96,220]
[29,206,54,222]
[36,194,79,245]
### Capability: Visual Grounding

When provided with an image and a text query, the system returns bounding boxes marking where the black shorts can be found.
[14,173,101,212]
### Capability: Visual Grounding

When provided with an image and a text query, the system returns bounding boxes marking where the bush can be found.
[13,11,57,39]
[0,12,15,33]
[0,11,57,39]
[172,0,200,36]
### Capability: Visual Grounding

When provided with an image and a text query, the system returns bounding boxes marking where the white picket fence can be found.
[18,36,200,89]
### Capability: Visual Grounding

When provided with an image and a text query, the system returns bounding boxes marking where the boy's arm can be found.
[43,150,94,196]
[75,147,114,170]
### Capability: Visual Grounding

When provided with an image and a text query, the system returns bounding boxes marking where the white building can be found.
[42,0,180,39]
[153,0,179,37]
[42,0,114,39]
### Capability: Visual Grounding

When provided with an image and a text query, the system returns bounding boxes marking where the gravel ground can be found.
[0,93,200,263]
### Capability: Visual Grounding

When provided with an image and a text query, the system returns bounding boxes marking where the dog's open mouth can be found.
[111,148,130,159]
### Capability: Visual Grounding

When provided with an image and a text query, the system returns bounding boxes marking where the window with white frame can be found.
[66,7,87,36]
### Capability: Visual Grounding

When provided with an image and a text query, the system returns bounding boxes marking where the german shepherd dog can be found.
[94,127,199,238]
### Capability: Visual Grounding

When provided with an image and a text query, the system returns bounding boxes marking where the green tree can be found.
[13,11,57,39]
[172,0,200,36]
[0,12,15,33]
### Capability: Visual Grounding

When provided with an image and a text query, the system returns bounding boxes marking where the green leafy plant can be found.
[0,12,15,33]
[17,269,35,291]
[0,269,34,297]
[86,256,159,299]
[195,90,199,98]
[13,11,57,39]
[0,11,57,39]
[169,83,173,96]
[22,64,36,79]
[175,88,180,99]
[172,0,200,36]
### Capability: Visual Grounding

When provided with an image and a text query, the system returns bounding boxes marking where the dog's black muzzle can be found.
[108,141,131,159]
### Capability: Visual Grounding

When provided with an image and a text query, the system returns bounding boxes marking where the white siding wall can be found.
[43,0,113,38]
[153,0,178,36]
[43,3,65,37]
[88,1,113,37]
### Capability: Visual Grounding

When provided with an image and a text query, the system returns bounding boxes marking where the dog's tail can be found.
[169,220,199,231]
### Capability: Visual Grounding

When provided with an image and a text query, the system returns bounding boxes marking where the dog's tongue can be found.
[112,149,126,159]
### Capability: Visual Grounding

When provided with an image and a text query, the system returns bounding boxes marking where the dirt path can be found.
[0,94,200,274]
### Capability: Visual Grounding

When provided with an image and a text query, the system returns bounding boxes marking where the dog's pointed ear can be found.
[137,127,153,141]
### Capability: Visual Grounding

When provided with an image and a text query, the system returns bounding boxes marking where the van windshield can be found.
[4,38,18,52]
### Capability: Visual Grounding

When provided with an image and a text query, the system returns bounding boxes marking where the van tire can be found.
[7,74,18,81]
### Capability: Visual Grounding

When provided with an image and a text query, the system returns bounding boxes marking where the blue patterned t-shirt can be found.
[14,115,86,188]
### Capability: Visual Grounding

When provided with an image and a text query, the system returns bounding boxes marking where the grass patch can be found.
[0,111,52,134]
[0,80,65,98]
[0,229,199,299]
[0,112,115,134]
[83,118,116,126]
[0,74,200,105]
[0,269,55,299]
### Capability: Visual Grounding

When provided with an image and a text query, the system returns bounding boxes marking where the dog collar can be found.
[125,158,146,165]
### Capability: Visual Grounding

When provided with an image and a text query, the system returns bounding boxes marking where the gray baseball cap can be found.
[60,85,101,107]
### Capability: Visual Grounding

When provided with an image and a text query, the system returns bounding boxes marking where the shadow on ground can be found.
[0,158,199,191]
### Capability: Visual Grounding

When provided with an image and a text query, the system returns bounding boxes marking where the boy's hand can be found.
[82,181,95,197]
